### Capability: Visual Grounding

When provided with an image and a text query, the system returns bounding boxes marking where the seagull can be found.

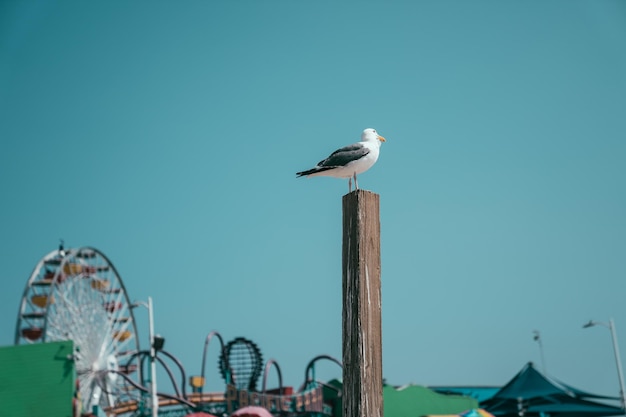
[296,128,386,192]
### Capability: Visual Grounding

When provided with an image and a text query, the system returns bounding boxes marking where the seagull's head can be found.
[362,128,386,144]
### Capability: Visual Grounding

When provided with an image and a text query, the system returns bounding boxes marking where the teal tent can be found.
[483,362,623,417]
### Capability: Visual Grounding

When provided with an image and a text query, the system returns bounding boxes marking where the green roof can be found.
[384,384,478,417]
[326,379,478,417]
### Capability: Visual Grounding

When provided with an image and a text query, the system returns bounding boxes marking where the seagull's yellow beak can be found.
[378,135,386,142]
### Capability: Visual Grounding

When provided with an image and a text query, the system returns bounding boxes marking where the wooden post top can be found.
[342,189,379,199]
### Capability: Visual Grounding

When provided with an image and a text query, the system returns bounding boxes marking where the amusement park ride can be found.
[14,244,341,417]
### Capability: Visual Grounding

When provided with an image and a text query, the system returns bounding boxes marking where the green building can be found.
[0,341,76,417]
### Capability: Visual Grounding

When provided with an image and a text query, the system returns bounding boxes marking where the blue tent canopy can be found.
[483,362,623,417]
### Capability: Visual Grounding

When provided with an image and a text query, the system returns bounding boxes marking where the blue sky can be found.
[1,0,625,400]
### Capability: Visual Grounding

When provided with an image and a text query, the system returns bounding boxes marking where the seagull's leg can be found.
[348,177,352,192]
[354,173,359,190]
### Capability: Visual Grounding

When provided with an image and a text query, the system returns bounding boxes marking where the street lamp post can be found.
[583,318,626,412]
[133,297,158,417]
[533,330,547,374]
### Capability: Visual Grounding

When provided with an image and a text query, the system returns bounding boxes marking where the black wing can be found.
[318,143,369,167]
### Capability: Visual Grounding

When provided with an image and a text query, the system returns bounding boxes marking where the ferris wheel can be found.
[15,246,141,412]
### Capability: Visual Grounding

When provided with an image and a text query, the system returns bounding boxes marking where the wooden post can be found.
[342,189,383,417]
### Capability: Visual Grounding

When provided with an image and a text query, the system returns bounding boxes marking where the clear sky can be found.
[1,0,625,400]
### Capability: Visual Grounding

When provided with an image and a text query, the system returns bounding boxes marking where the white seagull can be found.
[296,128,386,192]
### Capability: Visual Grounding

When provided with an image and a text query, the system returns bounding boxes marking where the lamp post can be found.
[583,318,626,412]
[533,330,547,374]
[133,297,158,417]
